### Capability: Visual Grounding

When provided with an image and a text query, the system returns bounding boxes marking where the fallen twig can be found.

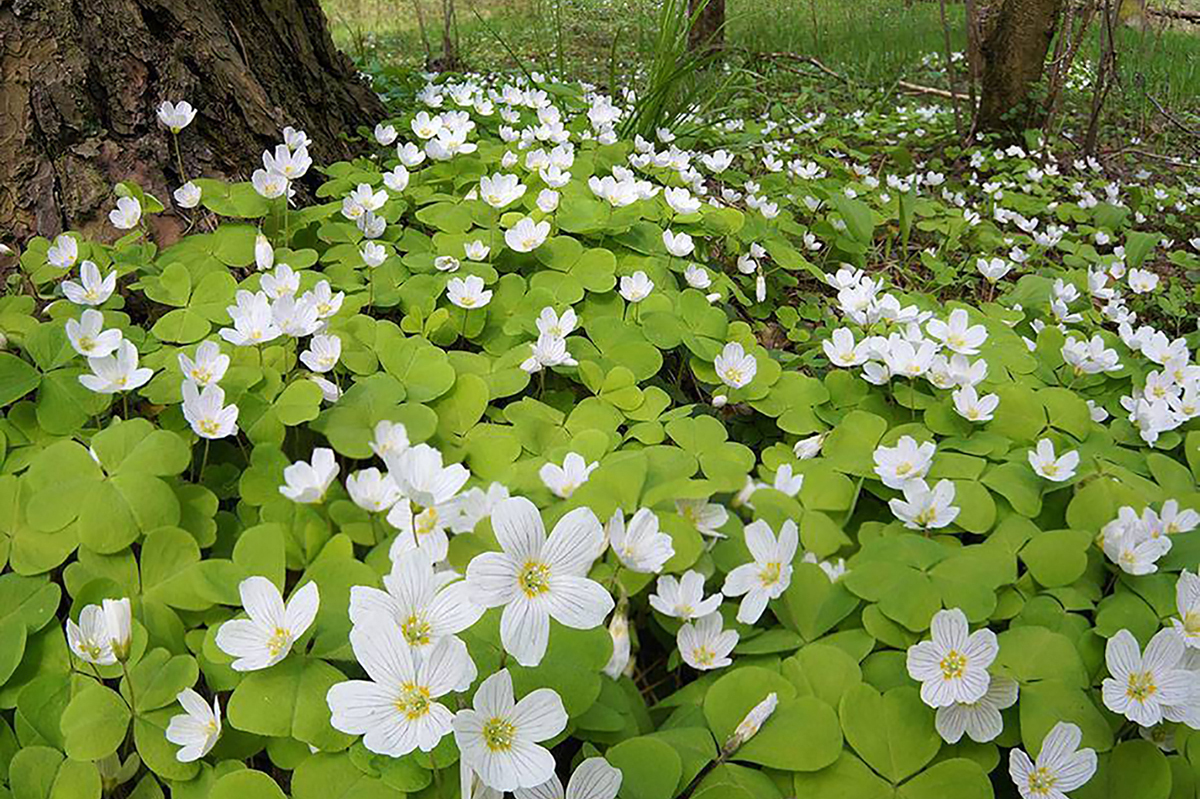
[896,79,977,103]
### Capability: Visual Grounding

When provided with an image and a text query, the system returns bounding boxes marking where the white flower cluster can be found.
[1100,500,1200,575]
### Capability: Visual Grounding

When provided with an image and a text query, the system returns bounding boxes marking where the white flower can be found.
[79,340,153,394]
[383,165,410,193]
[536,189,560,213]
[726,693,778,752]
[650,570,721,620]
[793,433,826,460]
[1103,522,1171,575]
[157,100,197,133]
[263,144,311,181]
[521,333,577,373]
[480,173,527,209]
[66,604,117,665]
[215,576,319,671]
[261,264,299,299]
[327,618,471,755]
[952,385,1000,422]
[889,479,959,530]
[926,309,987,355]
[453,669,568,792]
[412,111,443,139]
[165,689,221,762]
[505,217,551,253]
[602,611,631,680]
[1008,722,1097,799]
[1129,268,1160,294]
[935,676,1018,743]
[279,447,340,503]
[536,307,577,338]
[684,264,711,289]
[109,196,142,230]
[448,275,493,309]
[465,497,612,667]
[539,452,597,498]
[62,261,117,306]
[607,508,675,573]
[300,334,341,373]
[346,468,403,513]
[1028,439,1079,482]
[514,757,622,799]
[252,169,289,199]
[1102,629,1195,726]
[182,381,239,439]
[220,290,281,346]
[721,519,798,624]
[465,240,491,261]
[714,342,757,389]
[178,341,229,387]
[361,241,388,268]
[384,443,471,563]
[976,257,1011,282]
[435,256,461,272]
[1162,500,1200,535]
[663,229,695,257]
[374,123,398,146]
[678,612,738,670]
[873,435,935,489]
[664,187,701,215]
[357,548,480,653]
[906,608,998,708]
[619,271,654,303]
[823,328,867,367]
[67,309,123,358]
[675,498,728,538]
[174,181,202,209]
[1173,570,1200,649]
[47,234,79,269]
[365,421,409,463]
[101,598,132,661]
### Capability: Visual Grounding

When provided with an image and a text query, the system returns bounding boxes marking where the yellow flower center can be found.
[759,562,782,587]
[1126,670,1158,703]
[939,650,968,681]
[414,506,439,536]
[915,507,939,527]
[401,614,432,647]
[1042,463,1058,477]
[482,717,517,752]
[1027,767,1057,795]
[198,419,221,436]
[722,366,744,384]
[191,367,212,383]
[266,626,293,658]
[395,682,433,720]
[692,646,716,667]
[896,462,912,475]
[79,336,95,351]
[518,561,552,598]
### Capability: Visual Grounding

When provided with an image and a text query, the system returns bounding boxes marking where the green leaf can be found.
[61,682,131,760]
[792,752,893,799]
[226,656,354,751]
[1079,740,1171,799]
[607,736,684,799]
[897,758,993,799]
[0,353,41,407]
[1020,529,1092,587]
[838,684,940,783]
[274,380,324,426]
[209,770,287,799]
[292,753,397,799]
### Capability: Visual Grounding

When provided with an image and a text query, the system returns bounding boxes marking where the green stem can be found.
[121,660,138,716]
[197,438,211,485]
[172,132,187,184]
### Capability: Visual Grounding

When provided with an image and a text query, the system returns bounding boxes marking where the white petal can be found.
[501,597,551,667]
[547,576,613,630]
[511,687,568,742]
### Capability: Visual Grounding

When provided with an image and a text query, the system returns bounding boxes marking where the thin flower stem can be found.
[198,438,211,485]
[172,132,188,184]
[120,660,138,716]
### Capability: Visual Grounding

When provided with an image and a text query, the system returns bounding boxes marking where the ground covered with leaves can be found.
[1,59,1200,799]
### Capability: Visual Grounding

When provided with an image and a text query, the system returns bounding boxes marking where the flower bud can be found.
[102,597,132,662]
[723,692,778,755]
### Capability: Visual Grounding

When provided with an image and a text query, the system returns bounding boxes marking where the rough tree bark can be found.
[688,0,725,52]
[976,0,1066,131]
[0,0,383,245]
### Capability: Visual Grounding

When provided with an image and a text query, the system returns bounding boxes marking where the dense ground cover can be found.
[2,11,1200,799]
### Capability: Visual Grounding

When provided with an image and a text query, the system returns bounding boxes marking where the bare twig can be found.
[1136,76,1200,139]
[938,0,962,136]
[897,79,976,102]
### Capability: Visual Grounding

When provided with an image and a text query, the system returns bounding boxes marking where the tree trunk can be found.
[688,0,725,52]
[0,0,383,246]
[976,0,1065,132]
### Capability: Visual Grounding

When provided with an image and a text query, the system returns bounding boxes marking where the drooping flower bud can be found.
[723,692,778,755]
